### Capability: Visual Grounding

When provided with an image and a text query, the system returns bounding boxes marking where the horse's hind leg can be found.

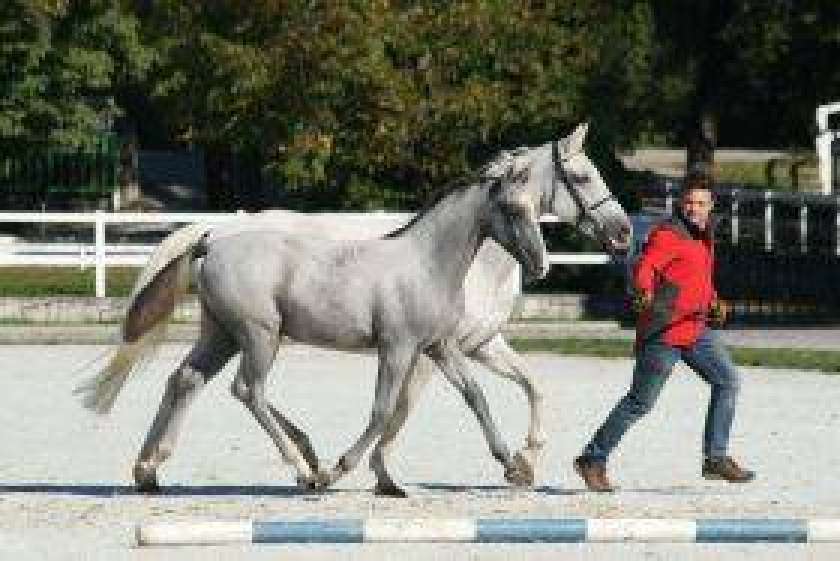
[470,333,546,471]
[268,405,320,474]
[134,312,237,492]
[230,322,316,485]
[369,355,434,497]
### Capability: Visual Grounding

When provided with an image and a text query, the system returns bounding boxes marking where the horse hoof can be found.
[374,483,408,498]
[298,468,339,492]
[305,457,320,473]
[133,464,160,494]
[134,475,160,494]
[505,452,535,488]
[515,445,544,468]
[136,480,160,494]
[296,474,327,493]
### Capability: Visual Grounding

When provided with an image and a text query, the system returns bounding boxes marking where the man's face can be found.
[680,188,713,230]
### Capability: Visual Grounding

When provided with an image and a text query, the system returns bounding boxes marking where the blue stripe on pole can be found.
[136,517,840,545]
[477,518,586,543]
[253,520,364,543]
[695,519,807,543]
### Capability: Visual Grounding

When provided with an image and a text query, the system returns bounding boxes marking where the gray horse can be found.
[78,146,549,492]
[77,124,631,495]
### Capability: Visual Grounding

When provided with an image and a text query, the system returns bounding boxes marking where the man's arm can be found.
[632,227,678,305]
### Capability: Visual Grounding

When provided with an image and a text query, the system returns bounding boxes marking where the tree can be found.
[721,1,840,147]
[140,1,655,208]
[647,0,840,179]
[0,0,152,149]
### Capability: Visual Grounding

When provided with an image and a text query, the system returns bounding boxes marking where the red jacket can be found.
[633,214,716,348]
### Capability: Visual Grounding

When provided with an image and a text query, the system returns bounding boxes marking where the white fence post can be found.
[94,210,106,298]
[730,189,739,246]
[799,201,808,254]
[764,191,773,252]
[816,102,840,194]
[836,198,840,257]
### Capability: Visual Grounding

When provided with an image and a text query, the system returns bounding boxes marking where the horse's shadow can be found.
[0,483,330,498]
[0,483,726,498]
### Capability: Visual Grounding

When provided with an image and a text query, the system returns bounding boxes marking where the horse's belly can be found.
[280,288,374,350]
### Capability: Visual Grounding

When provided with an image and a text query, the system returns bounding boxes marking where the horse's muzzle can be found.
[522,253,550,282]
[606,223,632,256]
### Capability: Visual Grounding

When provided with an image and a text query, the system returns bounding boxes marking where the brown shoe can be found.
[702,456,756,483]
[574,456,615,492]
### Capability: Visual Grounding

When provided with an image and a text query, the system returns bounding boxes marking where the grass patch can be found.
[0,267,141,296]
[511,337,634,358]
[509,337,840,373]
[715,159,819,191]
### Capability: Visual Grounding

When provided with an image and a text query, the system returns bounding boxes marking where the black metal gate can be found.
[833,136,840,191]
[638,183,840,324]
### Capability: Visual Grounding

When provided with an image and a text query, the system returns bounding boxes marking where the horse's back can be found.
[206,211,406,244]
[198,231,405,348]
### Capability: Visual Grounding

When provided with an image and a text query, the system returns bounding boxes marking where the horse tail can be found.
[74,222,212,414]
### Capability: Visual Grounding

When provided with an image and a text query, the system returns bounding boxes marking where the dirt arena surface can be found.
[1,344,839,559]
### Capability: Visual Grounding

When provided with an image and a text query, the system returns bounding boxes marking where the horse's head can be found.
[534,123,632,254]
[485,163,550,281]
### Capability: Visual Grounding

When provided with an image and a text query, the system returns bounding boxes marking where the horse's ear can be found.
[558,122,589,157]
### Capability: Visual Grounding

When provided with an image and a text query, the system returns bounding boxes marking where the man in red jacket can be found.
[574,178,755,492]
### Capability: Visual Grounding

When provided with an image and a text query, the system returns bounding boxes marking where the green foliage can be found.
[644,1,840,149]
[0,0,152,149]
[141,1,655,207]
[720,2,840,147]
[5,1,839,207]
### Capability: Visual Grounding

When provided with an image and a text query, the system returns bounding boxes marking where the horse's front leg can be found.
[427,339,533,488]
[316,342,418,490]
[470,333,546,473]
[368,354,435,497]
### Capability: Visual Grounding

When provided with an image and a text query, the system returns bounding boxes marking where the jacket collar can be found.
[667,210,716,243]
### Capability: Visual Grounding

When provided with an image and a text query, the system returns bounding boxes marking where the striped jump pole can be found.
[137,518,840,546]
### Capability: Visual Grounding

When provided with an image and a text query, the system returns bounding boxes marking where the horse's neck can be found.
[401,185,487,291]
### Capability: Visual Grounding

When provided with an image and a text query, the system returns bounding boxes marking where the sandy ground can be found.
[1,344,840,560]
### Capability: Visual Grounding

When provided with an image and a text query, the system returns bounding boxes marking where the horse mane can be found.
[384,148,523,239]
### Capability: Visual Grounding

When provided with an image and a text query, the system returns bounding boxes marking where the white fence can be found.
[0,211,611,297]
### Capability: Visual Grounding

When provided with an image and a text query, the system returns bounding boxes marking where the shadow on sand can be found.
[0,483,338,498]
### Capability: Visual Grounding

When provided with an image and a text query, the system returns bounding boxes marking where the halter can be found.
[551,141,615,227]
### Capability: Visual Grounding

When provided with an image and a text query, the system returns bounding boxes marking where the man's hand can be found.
[709,298,729,328]
[630,290,653,314]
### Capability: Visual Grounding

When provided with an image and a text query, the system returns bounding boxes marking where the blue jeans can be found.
[581,328,741,463]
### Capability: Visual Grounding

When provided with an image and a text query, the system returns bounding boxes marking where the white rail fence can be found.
[0,211,611,297]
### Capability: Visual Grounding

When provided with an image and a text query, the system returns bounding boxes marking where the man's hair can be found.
[681,174,713,199]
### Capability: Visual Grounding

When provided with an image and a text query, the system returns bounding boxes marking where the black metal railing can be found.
[0,134,120,208]
[639,183,840,324]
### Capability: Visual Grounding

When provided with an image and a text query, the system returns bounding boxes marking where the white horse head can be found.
[504,123,632,254]
[485,163,550,280]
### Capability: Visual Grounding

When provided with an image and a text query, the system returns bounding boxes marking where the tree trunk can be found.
[686,109,717,181]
